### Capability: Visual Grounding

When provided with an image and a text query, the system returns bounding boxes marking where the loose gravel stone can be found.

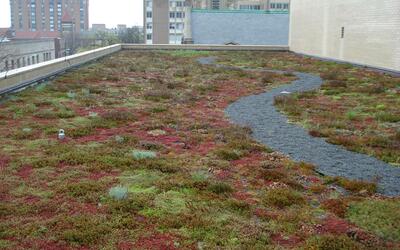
[198,57,400,196]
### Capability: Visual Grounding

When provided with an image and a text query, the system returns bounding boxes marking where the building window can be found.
[49,0,55,31]
[283,3,289,9]
[17,59,20,68]
[30,0,37,31]
[146,23,152,29]
[32,56,35,64]
[57,0,62,31]
[23,57,26,67]
[147,34,152,40]
[36,55,40,63]
[146,11,152,18]
[41,0,46,30]
[176,23,184,30]
[211,0,220,9]
[341,27,345,38]
[5,60,9,70]
[239,5,261,10]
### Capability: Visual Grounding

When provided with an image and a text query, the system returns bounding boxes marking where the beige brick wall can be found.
[289,0,400,72]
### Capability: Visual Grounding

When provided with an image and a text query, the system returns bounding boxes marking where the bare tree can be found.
[118,27,144,44]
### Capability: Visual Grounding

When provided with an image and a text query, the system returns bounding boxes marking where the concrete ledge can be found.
[0,44,122,95]
[122,44,289,51]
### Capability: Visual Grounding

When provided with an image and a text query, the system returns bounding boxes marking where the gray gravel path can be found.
[198,57,400,196]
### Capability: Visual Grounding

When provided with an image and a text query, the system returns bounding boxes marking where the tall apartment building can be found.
[144,0,186,44]
[144,0,290,44]
[9,0,89,35]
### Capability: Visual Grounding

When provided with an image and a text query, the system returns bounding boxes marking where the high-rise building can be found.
[144,0,290,45]
[9,0,89,35]
[144,0,186,44]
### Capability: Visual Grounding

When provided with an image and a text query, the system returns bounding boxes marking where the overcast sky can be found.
[0,0,143,28]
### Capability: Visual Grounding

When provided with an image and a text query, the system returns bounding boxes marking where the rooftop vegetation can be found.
[217,52,400,166]
[0,50,398,249]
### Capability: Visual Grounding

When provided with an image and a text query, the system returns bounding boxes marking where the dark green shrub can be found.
[227,140,267,153]
[375,112,400,123]
[208,182,233,194]
[337,178,377,194]
[150,106,168,113]
[144,89,173,101]
[96,155,134,170]
[101,110,136,122]
[139,140,165,151]
[263,188,305,208]
[395,130,400,141]
[32,158,59,168]
[284,71,296,77]
[261,169,287,182]
[61,216,110,246]
[65,180,105,201]
[56,110,76,118]
[360,84,385,94]
[106,75,120,82]
[304,235,362,250]
[228,199,251,213]
[89,117,117,129]
[326,80,347,88]
[320,70,341,81]
[214,148,242,161]
[34,109,58,119]
[141,158,180,173]
[59,150,96,166]
[68,126,94,138]
[260,72,278,84]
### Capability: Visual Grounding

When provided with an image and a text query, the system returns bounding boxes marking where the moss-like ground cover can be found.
[0,50,399,249]
[220,52,400,166]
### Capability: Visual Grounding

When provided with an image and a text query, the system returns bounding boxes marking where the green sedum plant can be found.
[132,150,157,160]
[109,186,128,200]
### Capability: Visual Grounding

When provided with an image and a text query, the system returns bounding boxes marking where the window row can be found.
[169,23,184,30]
[239,5,261,10]
[170,12,185,18]
[169,1,184,8]
[270,3,289,9]
[3,52,52,72]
